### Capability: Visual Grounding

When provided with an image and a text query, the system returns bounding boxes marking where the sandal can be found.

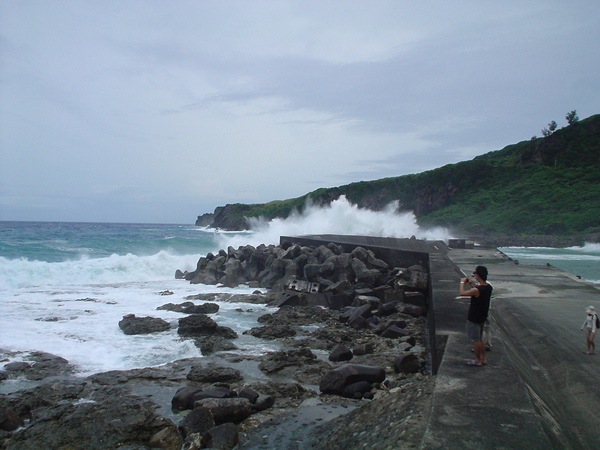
[466,360,483,367]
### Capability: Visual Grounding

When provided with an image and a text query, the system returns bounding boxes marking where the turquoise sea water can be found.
[500,244,600,285]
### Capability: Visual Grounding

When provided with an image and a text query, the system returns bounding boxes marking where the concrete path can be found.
[423,246,600,449]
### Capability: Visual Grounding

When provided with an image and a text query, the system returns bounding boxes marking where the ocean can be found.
[1,197,598,385]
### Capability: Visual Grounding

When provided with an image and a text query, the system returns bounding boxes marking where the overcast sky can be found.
[1,1,598,224]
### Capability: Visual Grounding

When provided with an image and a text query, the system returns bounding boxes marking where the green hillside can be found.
[202,114,600,238]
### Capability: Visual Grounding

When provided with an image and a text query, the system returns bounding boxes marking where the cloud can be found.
[1,1,599,223]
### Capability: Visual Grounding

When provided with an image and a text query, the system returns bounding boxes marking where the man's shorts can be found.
[466,320,484,342]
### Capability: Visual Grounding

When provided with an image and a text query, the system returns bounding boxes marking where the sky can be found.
[1,1,599,224]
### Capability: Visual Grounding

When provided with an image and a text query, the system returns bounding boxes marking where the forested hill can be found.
[196,114,600,240]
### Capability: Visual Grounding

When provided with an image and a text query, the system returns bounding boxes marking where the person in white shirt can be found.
[580,305,598,355]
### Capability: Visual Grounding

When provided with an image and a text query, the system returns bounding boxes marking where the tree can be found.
[541,120,557,137]
[566,110,579,125]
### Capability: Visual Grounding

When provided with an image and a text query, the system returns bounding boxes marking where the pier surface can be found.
[426,246,600,449]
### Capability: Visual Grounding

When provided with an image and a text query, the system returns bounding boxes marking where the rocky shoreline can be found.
[1,241,434,449]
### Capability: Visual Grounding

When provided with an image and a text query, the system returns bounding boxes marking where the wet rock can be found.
[398,303,426,317]
[201,422,239,449]
[394,353,421,374]
[194,398,252,424]
[178,314,237,339]
[172,386,203,411]
[8,390,176,449]
[0,407,24,431]
[194,335,238,354]
[187,364,243,383]
[178,407,215,439]
[244,324,296,340]
[118,314,171,335]
[328,345,353,362]
[1,351,74,381]
[149,425,183,449]
[319,364,386,396]
[341,380,373,399]
[258,348,318,374]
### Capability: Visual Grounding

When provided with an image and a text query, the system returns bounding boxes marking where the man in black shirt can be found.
[460,265,493,367]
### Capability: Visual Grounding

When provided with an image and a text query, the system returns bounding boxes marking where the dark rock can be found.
[183,302,220,314]
[221,258,246,287]
[258,348,318,374]
[319,364,386,395]
[237,387,260,404]
[398,303,426,317]
[172,386,203,411]
[396,265,428,291]
[253,394,275,412]
[201,422,239,449]
[393,353,421,374]
[2,351,74,381]
[340,304,373,324]
[194,398,252,425]
[0,407,24,431]
[178,406,215,438]
[149,426,183,449]
[187,364,243,383]
[192,387,237,403]
[9,391,177,449]
[341,381,373,399]
[328,293,354,310]
[380,325,410,339]
[178,314,237,339]
[244,325,296,340]
[376,301,399,317]
[118,314,171,335]
[328,345,353,362]
[404,291,427,308]
[352,343,375,356]
[194,336,238,354]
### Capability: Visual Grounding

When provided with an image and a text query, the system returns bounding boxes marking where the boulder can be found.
[187,364,243,383]
[201,422,239,449]
[149,426,183,450]
[178,407,215,439]
[118,314,170,335]
[0,407,24,431]
[194,336,238,355]
[398,303,426,317]
[380,325,410,339]
[172,386,202,411]
[237,387,260,404]
[1,351,73,381]
[244,325,296,340]
[393,353,421,374]
[258,348,318,374]
[221,258,246,287]
[192,387,237,403]
[328,345,353,362]
[319,364,386,395]
[8,392,177,448]
[341,381,373,399]
[178,314,237,339]
[194,398,252,425]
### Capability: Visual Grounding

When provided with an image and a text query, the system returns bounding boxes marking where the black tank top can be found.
[467,284,492,324]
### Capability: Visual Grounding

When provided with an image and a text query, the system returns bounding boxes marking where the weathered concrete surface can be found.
[424,246,600,449]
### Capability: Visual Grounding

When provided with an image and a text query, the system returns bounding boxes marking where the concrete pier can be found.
[426,246,600,449]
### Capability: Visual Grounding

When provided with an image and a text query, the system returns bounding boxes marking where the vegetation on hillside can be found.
[206,114,600,237]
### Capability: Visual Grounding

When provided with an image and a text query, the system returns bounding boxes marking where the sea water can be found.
[500,244,600,285]
[1,196,597,379]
